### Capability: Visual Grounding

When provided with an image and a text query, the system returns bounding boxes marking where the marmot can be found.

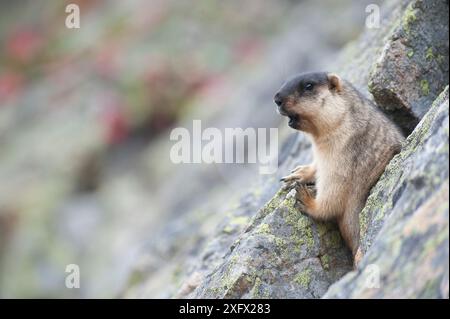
[274,72,404,258]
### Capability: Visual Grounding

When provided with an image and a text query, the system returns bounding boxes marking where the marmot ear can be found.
[327,73,342,92]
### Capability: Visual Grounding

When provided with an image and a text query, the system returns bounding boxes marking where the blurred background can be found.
[0,0,380,298]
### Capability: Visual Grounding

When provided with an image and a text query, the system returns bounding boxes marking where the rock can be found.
[2,0,447,299]
[124,0,384,298]
[324,87,449,298]
[166,0,407,299]
[359,87,449,256]
[124,0,449,299]
[331,0,410,96]
[368,0,449,135]
[171,0,449,299]
[187,188,352,298]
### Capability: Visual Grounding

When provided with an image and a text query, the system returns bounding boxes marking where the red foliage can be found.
[233,37,262,63]
[5,28,43,64]
[0,71,24,103]
[100,98,129,145]
[94,44,121,79]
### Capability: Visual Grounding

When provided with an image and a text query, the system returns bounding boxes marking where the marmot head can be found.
[274,72,346,135]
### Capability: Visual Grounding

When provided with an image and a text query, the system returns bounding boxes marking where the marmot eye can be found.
[304,83,314,91]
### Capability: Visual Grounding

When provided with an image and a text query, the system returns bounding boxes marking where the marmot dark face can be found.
[274,72,344,133]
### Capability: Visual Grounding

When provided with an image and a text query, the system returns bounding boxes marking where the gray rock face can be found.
[125,0,449,299]
[368,0,449,135]
[358,87,449,257]
[125,0,384,299]
[169,130,354,299]
[324,87,449,298]
[185,85,449,299]
[187,189,352,299]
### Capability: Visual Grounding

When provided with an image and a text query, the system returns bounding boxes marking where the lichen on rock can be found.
[324,87,449,299]
[187,187,352,299]
[359,87,449,255]
[368,0,449,135]
[124,0,449,299]
[181,0,449,299]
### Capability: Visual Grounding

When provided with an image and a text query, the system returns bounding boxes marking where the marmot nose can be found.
[274,92,283,106]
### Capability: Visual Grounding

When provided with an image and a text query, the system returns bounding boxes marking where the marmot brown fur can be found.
[274,72,404,259]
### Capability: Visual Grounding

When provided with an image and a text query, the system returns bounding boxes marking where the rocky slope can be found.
[325,87,449,298]
[124,0,382,298]
[124,0,449,298]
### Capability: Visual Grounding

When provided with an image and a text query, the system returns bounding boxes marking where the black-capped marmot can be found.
[274,72,404,259]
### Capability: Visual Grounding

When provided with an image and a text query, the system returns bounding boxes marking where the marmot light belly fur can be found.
[274,72,404,258]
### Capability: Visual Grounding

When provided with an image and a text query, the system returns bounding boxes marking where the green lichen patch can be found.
[425,47,435,61]
[294,269,312,288]
[250,277,270,298]
[258,189,287,218]
[297,217,314,248]
[320,254,331,270]
[401,3,418,34]
[255,223,271,235]
[223,215,251,234]
[436,54,445,65]
[281,197,315,250]
[420,79,430,96]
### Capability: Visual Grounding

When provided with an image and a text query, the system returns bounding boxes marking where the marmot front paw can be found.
[295,183,316,216]
[280,165,315,185]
